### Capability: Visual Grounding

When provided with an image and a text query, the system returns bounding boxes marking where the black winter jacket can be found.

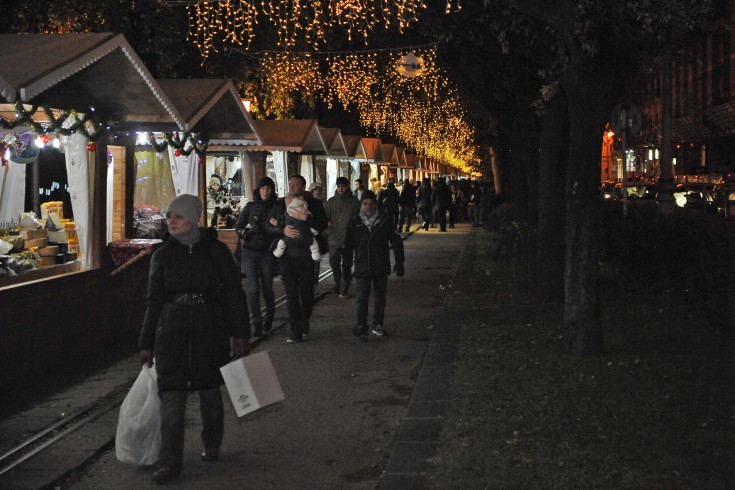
[235,192,278,251]
[351,213,405,278]
[138,228,250,391]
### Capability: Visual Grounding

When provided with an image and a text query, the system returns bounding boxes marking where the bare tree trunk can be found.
[536,91,569,302]
[509,107,540,223]
[562,66,614,355]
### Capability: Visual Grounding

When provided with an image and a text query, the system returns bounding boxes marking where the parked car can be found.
[672,183,717,213]
[612,182,657,201]
[711,182,735,218]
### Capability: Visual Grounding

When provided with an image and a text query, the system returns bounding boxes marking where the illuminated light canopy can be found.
[174,0,462,59]
[253,45,477,173]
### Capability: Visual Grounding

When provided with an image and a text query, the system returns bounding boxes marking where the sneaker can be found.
[372,325,387,336]
[359,333,368,341]
[339,290,349,298]
[286,335,303,343]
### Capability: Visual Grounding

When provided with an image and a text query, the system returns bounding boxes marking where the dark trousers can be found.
[435,208,447,231]
[329,244,353,291]
[159,387,224,471]
[387,209,399,229]
[398,206,414,231]
[241,249,276,336]
[418,206,431,229]
[281,256,315,336]
[468,205,479,226]
[448,205,458,227]
[355,275,388,328]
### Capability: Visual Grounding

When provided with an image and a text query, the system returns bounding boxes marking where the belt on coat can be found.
[171,291,215,305]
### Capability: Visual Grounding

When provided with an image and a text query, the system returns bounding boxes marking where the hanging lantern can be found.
[87,142,97,152]
[40,134,49,145]
[174,149,182,157]
[396,52,425,78]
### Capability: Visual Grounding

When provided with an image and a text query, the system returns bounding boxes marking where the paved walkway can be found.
[1,222,474,490]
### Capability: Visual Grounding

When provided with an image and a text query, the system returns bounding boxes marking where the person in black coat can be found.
[398,178,416,233]
[138,194,251,483]
[267,174,328,343]
[416,178,432,230]
[431,178,451,232]
[350,191,405,339]
[235,176,279,339]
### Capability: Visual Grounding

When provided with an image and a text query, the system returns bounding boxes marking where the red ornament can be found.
[174,149,182,157]
[87,142,97,152]
[41,134,49,144]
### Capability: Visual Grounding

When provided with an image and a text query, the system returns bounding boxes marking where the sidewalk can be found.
[1,223,474,490]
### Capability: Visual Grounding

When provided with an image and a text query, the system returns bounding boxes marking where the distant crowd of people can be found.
[135,173,490,483]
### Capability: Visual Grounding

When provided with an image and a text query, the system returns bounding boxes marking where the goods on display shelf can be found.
[0,212,80,282]
[40,201,64,220]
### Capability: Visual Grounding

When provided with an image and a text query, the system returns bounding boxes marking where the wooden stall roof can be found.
[225,119,327,153]
[403,154,418,169]
[318,127,348,158]
[379,143,398,166]
[361,137,384,163]
[342,135,367,160]
[156,79,260,143]
[0,33,185,130]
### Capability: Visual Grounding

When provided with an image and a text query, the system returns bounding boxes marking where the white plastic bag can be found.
[115,365,161,465]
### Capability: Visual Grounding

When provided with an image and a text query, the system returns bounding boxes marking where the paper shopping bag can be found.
[220,351,285,417]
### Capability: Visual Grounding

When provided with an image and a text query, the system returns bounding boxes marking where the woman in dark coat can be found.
[138,194,251,483]
[235,176,279,339]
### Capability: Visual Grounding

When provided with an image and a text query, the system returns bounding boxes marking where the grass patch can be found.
[434,229,735,489]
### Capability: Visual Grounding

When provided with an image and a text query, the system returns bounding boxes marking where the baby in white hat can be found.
[273,197,321,261]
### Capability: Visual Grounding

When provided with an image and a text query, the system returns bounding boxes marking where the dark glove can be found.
[233,337,251,356]
[140,349,153,368]
[393,262,405,277]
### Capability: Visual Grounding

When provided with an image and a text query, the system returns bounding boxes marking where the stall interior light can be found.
[648,149,653,160]
[52,138,61,149]
[4,148,9,160]
[35,136,44,148]
[137,132,150,145]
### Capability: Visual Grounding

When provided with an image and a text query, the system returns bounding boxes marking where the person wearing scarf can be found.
[350,191,405,340]
[138,193,251,483]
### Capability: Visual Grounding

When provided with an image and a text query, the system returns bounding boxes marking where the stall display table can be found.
[108,239,164,266]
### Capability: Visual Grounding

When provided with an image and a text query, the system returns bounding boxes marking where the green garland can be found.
[0,102,209,156]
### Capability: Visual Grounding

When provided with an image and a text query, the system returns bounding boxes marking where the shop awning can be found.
[318,127,348,158]
[156,79,260,143]
[0,33,185,130]
[238,119,327,153]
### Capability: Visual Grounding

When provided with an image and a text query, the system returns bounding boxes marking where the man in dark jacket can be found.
[235,176,279,339]
[350,191,405,340]
[325,176,360,297]
[138,193,250,483]
[381,181,400,229]
[431,178,451,232]
[267,174,328,343]
[398,178,416,233]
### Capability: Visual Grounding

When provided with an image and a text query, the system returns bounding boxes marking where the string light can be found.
[179,0,462,59]
[253,45,476,173]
